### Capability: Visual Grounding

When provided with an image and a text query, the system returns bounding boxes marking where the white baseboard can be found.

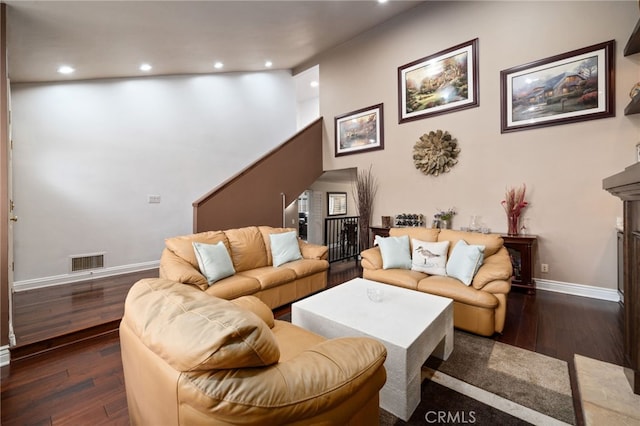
[0,345,10,367]
[535,279,620,302]
[13,260,160,292]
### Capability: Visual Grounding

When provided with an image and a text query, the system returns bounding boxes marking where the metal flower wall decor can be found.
[412,130,460,176]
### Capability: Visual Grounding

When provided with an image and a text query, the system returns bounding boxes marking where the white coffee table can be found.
[291,277,453,421]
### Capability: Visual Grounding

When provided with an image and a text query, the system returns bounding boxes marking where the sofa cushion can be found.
[417,276,499,309]
[269,231,303,267]
[281,258,330,278]
[238,266,297,290]
[259,226,294,263]
[165,231,229,269]
[438,229,503,257]
[389,227,440,247]
[203,274,261,300]
[363,268,425,290]
[123,278,280,372]
[192,241,236,285]
[446,240,485,285]
[225,226,269,272]
[376,235,412,269]
[411,239,449,276]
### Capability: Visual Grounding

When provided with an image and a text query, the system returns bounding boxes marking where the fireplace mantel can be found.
[604,161,640,395]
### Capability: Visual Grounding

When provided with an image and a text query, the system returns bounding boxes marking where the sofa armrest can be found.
[230,295,275,328]
[159,248,208,290]
[180,337,386,422]
[360,247,383,270]
[471,246,513,291]
[299,240,328,260]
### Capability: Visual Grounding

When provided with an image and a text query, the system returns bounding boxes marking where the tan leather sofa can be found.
[120,278,387,425]
[361,228,512,336]
[159,225,329,309]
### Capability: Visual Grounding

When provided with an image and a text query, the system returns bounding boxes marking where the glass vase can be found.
[507,213,520,236]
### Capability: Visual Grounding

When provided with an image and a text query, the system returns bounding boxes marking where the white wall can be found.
[11,71,296,285]
[315,1,639,290]
[294,65,320,130]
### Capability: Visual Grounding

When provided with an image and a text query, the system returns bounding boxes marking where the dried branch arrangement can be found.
[352,165,378,250]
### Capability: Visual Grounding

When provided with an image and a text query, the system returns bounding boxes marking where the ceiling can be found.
[6,0,423,84]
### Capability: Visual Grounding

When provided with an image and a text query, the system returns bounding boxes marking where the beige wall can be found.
[312,1,639,289]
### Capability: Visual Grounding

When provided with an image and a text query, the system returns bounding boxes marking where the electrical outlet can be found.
[541,263,549,273]
[147,195,161,204]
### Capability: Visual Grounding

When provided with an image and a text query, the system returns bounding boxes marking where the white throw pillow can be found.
[270,231,302,267]
[376,235,412,270]
[192,241,236,285]
[446,240,485,286]
[411,239,449,276]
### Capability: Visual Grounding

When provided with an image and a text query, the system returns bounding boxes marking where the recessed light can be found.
[214,62,224,69]
[265,60,273,68]
[139,63,152,72]
[378,0,388,3]
[57,65,75,75]
[310,81,319,88]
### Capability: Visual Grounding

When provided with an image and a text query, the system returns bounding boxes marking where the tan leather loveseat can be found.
[361,228,512,336]
[160,226,329,309]
[120,278,387,425]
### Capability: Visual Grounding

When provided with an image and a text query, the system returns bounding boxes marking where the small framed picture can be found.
[327,192,347,216]
[335,103,384,157]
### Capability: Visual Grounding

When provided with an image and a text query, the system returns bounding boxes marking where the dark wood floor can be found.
[1,261,624,425]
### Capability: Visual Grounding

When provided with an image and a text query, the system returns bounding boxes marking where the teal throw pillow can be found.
[446,240,485,286]
[192,241,236,285]
[270,231,302,267]
[377,235,412,270]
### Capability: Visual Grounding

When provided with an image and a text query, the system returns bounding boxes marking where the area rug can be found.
[380,330,576,425]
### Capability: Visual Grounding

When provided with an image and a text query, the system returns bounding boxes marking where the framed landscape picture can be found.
[335,103,384,157]
[398,39,479,124]
[500,40,615,133]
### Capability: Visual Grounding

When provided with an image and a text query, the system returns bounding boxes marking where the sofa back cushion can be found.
[259,226,298,265]
[438,229,504,257]
[165,231,230,269]
[123,278,280,372]
[390,227,440,250]
[224,226,269,272]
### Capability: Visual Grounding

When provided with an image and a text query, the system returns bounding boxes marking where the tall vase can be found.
[507,213,520,236]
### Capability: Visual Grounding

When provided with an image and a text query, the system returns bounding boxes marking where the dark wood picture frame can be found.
[327,192,347,216]
[398,39,479,124]
[335,103,384,157]
[500,40,615,133]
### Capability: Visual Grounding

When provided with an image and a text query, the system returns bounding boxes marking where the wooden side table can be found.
[501,234,538,294]
[369,226,390,246]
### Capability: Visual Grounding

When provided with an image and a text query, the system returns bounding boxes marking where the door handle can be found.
[10,216,17,222]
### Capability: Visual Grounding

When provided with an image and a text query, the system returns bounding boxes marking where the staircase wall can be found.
[193,118,323,232]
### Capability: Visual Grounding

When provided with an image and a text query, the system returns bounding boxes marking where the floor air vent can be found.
[71,253,105,272]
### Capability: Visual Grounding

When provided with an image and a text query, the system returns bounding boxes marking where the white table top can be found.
[292,278,452,348]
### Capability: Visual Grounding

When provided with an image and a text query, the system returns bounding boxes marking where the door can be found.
[6,75,15,346]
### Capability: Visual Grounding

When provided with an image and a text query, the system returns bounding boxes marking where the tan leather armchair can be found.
[120,278,387,425]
